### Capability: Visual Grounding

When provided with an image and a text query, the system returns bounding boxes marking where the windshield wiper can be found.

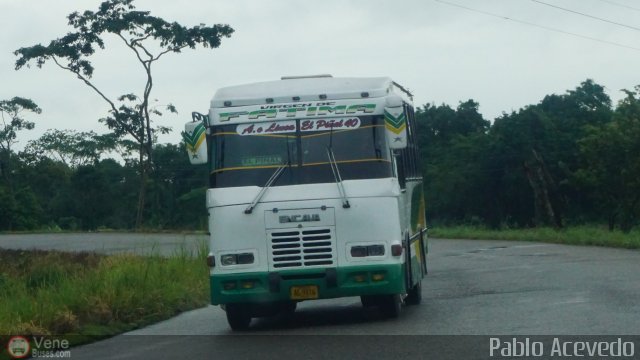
[244,136,294,214]
[326,146,351,208]
[244,164,287,214]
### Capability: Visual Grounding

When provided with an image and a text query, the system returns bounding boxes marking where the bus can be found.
[183,75,427,330]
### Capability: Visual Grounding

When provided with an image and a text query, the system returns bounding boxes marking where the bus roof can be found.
[211,76,408,109]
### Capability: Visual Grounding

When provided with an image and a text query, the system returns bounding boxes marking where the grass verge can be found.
[0,246,209,358]
[429,225,640,249]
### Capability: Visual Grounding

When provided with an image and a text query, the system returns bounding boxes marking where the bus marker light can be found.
[206,255,215,268]
[354,274,367,283]
[241,281,255,289]
[391,244,403,257]
[372,274,385,282]
[223,281,237,290]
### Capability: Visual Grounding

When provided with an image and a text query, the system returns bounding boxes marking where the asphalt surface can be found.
[2,234,639,359]
[0,232,207,256]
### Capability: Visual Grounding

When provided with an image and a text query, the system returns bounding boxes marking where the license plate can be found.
[290,285,319,300]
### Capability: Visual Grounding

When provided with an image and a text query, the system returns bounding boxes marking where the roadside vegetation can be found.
[429,225,640,249]
[0,246,209,344]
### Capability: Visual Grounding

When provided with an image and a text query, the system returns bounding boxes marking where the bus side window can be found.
[395,151,406,190]
[405,104,419,179]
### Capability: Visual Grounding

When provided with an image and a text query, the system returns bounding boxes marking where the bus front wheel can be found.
[360,295,378,307]
[380,294,402,318]
[225,304,251,331]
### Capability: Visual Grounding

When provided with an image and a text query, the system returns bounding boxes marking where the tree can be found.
[147,143,208,229]
[14,0,233,228]
[491,108,565,228]
[575,87,640,232]
[415,101,494,225]
[0,97,41,230]
[16,156,73,229]
[24,129,118,167]
[488,80,613,228]
[0,97,41,180]
[415,100,489,149]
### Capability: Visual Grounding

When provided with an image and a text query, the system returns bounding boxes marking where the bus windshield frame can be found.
[209,116,392,188]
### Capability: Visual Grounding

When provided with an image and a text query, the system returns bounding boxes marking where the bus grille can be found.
[268,227,336,269]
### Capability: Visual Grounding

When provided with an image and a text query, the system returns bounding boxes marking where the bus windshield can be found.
[210,116,392,188]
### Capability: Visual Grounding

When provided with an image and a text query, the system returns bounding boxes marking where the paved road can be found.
[0,232,207,256]
[2,234,639,359]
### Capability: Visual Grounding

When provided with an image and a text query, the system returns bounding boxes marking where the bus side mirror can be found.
[183,114,208,165]
[384,96,407,149]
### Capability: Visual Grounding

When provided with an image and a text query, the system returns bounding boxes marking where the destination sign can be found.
[236,118,361,136]
[300,118,361,132]
[236,120,296,136]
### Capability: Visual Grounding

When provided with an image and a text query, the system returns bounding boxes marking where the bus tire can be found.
[380,294,402,318]
[360,295,378,308]
[282,301,297,314]
[405,280,422,305]
[226,304,251,331]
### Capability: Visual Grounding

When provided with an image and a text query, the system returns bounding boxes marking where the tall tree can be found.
[575,87,640,232]
[489,80,612,228]
[415,101,493,225]
[0,97,41,184]
[14,0,233,228]
[24,129,118,167]
[0,97,42,230]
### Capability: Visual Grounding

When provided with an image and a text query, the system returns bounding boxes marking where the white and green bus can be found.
[183,75,427,330]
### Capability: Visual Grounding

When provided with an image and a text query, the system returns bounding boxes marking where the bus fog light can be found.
[391,244,403,257]
[350,246,367,257]
[223,281,237,290]
[367,245,385,256]
[237,253,255,264]
[354,274,367,282]
[372,274,385,281]
[241,281,255,289]
[221,254,237,266]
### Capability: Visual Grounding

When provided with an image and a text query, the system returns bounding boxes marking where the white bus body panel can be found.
[207,178,404,275]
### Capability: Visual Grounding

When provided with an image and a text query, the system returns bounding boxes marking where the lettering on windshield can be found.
[301,118,360,132]
[236,120,296,136]
[235,118,360,136]
[241,155,283,166]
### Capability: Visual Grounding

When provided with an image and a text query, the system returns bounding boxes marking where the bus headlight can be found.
[237,253,255,264]
[221,253,255,266]
[367,245,385,256]
[350,246,367,257]
[221,254,237,266]
[350,245,385,257]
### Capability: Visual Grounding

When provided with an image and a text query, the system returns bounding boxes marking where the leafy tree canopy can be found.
[0,97,41,153]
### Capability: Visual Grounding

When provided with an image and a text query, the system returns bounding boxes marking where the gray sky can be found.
[2,0,639,149]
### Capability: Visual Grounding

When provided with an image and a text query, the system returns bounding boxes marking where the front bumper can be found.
[210,264,405,305]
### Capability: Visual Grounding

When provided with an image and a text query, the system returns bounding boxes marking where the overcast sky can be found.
[2,0,639,149]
